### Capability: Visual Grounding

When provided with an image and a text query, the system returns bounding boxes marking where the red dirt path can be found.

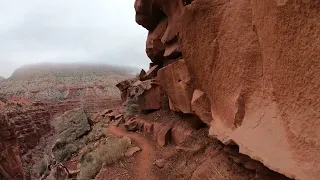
[105,124,157,180]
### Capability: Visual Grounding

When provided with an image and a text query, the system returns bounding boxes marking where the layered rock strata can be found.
[0,113,25,180]
[4,104,51,155]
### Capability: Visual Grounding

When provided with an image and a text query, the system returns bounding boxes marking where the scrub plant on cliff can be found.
[78,137,131,179]
[124,96,139,118]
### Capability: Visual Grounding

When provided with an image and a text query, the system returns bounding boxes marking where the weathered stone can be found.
[160,0,184,43]
[153,159,166,168]
[146,20,167,64]
[138,85,162,111]
[139,69,147,80]
[163,40,182,59]
[179,1,320,179]
[134,0,164,30]
[158,60,193,113]
[140,65,160,81]
[143,122,153,134]
[124,147,141,157]
[156,123,173,147]
[53,108,90,143]
[116,78,137,92]
[171,121,194,145]
[191,90,213,125]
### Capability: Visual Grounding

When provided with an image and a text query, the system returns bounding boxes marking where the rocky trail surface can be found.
[104,124,157,180]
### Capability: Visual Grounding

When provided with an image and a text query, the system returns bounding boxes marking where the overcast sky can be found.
[0,0,149,78]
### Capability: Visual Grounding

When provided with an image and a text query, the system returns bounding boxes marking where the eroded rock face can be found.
[0,113,25,180]
[4,104,52,155]
[138,84,162,111]
[191,90,213,125]
[158,60,193,113]
[179,0,320,179]
[134,0,320,179]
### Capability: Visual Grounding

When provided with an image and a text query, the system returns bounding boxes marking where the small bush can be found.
[124,97,139,118]
[54,143,78,163]
[0,95,7,103]
[78,137,131,179]
[33,159,48,177]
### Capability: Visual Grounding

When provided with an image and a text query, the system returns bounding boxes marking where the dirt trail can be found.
[106,124,157,180]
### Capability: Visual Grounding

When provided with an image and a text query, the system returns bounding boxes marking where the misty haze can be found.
[0,0,319,180]
[0,0,148,78]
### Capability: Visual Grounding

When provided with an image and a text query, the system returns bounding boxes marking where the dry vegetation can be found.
[124,96,140,118]
[78,137,131,179]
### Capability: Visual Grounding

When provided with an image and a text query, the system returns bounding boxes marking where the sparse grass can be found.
[83,119,109,145]
[124,97,139,118]
[33,158,48,178]
[78,137,131,179]
[0,93,7,103]
[54,143,78,163]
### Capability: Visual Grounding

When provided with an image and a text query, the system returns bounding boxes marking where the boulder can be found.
[158,60,193,113]
[116,78,136,92]
[53,108,90,143]
[134,0,164,30]
[160,0,184,43]
[139,69,147,80]
[143,122,154,133]
[191,90,213,125]
[146,20,167,64]
[171,121,194,145]
[135,0,320,179]
[153,158,166,168]
[137,84,162,111]
[116,78,138,102]
[140,65,160,81]
[163,41,182,59]
[156,123,173,147]
[124,146,141,157]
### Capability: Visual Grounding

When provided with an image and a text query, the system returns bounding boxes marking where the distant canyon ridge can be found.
[0,63,138,102]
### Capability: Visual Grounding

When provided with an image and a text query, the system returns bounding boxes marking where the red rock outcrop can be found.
[116,78,138,102]
[158,59,193,113]
[191,90,212,125]
[133,0,320,179]
[124,115,198,147]
[0,113,25,180]
[137,84,162,111]
[4,103,51,155]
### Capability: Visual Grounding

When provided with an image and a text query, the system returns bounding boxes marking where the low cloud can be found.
[0,0,149,77]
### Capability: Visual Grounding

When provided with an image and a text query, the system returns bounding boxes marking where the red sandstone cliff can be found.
[0,112,25,180]
[129,0,320,179]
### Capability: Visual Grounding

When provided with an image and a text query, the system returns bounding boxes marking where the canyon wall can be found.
[131,0,320,179]
[0,112,25,180]
[46,86,122,118]
[5,103,52,155]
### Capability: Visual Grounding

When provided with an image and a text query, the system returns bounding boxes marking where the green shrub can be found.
[53,143,78,163]
[78,137,131,179]
[33,159,48,177]
[124,97,139,118]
